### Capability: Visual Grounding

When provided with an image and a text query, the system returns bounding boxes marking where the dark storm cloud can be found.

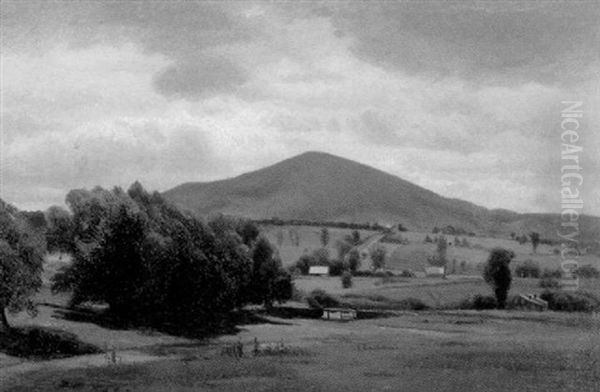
[308,1,600,83]
[2,1,255,99]
[154,56,247,100]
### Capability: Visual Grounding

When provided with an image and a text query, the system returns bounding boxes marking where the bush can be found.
[540,290,600,312]
[541,268,562,279]
[575,265,600,279]
[306,289,340,309]
[397,297,428,311]
[461,294,498,310]
[341,272,353,289]
[329,259,348,276]
[514,261,540,278]
[539,277,560,289]
[294,254,317,275]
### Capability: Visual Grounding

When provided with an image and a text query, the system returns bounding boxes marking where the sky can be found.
[1,1,599,215]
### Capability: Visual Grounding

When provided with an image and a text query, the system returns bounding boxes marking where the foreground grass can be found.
[4,311,600,392]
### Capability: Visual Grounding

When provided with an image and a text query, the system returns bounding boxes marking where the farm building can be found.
[425,266,445,277]
[309,266,330,276]
[514,294,548,311]
[322,308,357,321]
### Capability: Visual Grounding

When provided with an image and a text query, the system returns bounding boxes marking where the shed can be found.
[309,266,330,276]
[322,308,357,321]
[514,294,548,311]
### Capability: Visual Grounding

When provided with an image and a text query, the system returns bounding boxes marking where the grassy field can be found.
[4,310,600,392]
[3,255,600,391]
[261,225,600,276]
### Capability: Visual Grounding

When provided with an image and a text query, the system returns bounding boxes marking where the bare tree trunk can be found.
[0,307,11,332]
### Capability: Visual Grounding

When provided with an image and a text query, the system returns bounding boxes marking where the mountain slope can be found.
[163,151,600,242]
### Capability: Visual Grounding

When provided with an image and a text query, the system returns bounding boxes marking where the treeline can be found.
[254,218,387,231]
[6,183,293,331]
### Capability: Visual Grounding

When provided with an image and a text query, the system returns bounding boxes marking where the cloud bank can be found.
[1,1,599,214]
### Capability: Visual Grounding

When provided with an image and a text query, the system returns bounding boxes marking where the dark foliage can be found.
[459,294,497,310]
[514,260,540,278]
[540,290,600,312]
[483,248,515,309]
[306,289,341,309]
[0,327,100,359]
[575,265,600,279]
[52,183,289,329]
[0,199,45,330]
[341,271,353,288]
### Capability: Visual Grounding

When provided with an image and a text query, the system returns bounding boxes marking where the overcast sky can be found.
[1,1,599,215]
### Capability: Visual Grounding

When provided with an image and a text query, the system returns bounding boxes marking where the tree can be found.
[370,245,386,271]
[336,239,352,259]
[320,227,330,247]
[351,230,361,245]
[347,249,361,273]
[0,200,45,331]
[529,232,540,254]
[45,206,75,254]
[341,271,352,288]
[239,221,260,247]
[426,236,449,277]
[246,237,292,308]
[483,248,515,309]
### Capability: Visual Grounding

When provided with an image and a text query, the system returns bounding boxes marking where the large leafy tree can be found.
[246,237,292,308]
[45,206,75,254]
[0,200,45,331]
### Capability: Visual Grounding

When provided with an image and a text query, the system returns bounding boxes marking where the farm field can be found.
[293,275,600,308]
[261,225,600,275]
[3,252,600,392]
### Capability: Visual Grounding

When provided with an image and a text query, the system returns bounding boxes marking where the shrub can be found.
[347,249,361,274]
[539,277,560,289]
[370,245,387,271]
[541,268,562,279]
[294,254,317,275]
[329,259,348,276]
[540,290,600,312]
[341,272,353,289]
[459,294,497,310]
[399,269,416,278]
[575,265,600,279]
[514,261,540,278]
[397,297,428,311]
[306,289,340,309]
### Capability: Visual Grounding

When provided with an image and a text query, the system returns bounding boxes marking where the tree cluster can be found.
[52,183,292,327]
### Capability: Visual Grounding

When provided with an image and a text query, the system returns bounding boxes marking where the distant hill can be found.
[164,151,600,243]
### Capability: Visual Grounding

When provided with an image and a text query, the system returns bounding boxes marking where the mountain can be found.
[163,151,600,242]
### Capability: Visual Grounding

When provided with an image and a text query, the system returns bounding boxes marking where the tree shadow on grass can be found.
[47,302,293,340]
[0,325,101,359]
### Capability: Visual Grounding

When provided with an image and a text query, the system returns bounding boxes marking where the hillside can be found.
[164,152,600,242]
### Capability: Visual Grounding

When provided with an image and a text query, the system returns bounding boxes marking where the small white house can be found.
[322,308,357,321]
[425,266,445,277]
[309,266,330,276]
